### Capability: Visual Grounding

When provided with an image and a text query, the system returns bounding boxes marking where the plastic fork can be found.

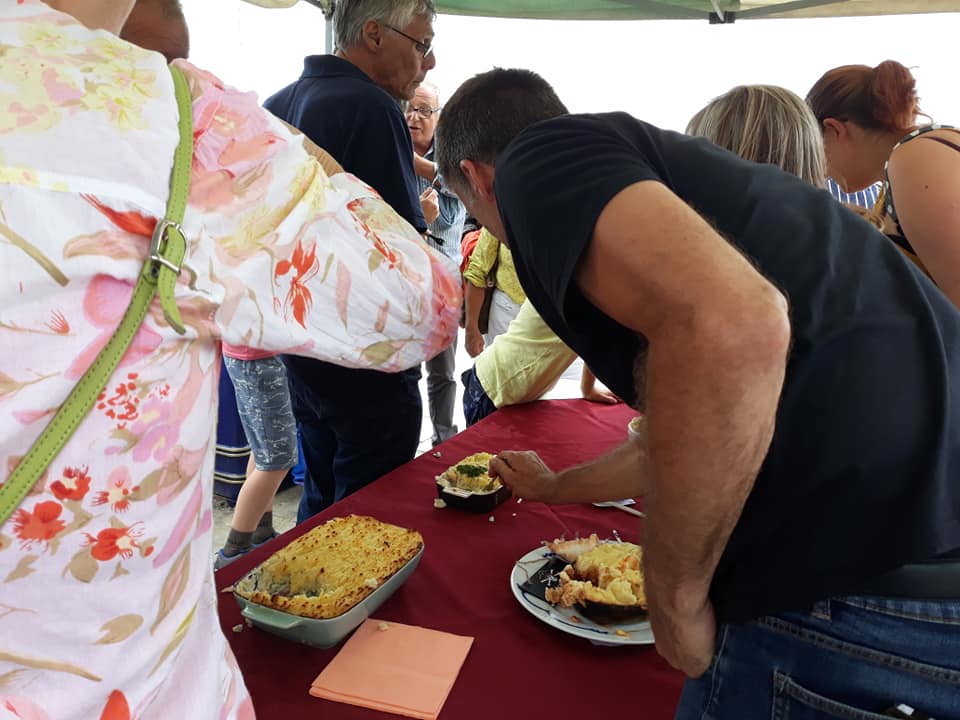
[593,501,646,519]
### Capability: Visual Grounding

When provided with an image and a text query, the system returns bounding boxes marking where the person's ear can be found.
[361,19,382,51]
[460,160,496,202]
[822,118,845,139]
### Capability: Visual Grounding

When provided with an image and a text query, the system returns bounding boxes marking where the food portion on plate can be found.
[544,534,647,621]
[511,542,655,646]
[435,452,511,511]
[234,514,423,619]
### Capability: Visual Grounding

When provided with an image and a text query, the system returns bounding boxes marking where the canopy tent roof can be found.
[431,0,960,21]
[245,0,960,21]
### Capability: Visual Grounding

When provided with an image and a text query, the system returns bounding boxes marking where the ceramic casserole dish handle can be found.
[241,602,305,630]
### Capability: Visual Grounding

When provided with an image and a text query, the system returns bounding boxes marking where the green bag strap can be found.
[0,64,193,525]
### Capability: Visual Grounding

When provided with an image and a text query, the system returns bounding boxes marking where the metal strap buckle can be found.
[149,219,184,275]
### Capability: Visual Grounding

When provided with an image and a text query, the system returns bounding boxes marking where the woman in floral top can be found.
[0,2,461,718]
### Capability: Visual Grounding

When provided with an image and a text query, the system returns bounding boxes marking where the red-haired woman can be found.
[808,60,960,307]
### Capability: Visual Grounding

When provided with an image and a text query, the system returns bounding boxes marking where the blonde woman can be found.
[687,84,827,187]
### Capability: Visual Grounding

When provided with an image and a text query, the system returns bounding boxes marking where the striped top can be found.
[825,178,881,209]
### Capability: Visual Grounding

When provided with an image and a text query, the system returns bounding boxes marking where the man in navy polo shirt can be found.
[264,0,438,522]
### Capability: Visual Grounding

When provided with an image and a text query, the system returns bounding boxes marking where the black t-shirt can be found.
[496,112,960,623]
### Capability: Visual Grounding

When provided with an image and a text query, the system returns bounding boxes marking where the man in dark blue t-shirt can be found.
[264,0,438,523]
[436,68,960,718]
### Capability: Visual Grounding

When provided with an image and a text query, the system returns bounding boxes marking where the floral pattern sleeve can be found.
[0,5,459,720]
[176,62,461,370]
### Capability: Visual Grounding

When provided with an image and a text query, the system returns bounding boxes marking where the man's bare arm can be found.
[578,180,790,675]
[490,433,648,504]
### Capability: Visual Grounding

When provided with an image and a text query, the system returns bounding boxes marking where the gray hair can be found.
[435,68,567,199]
[417,80,441,106]
[333,0,436,51]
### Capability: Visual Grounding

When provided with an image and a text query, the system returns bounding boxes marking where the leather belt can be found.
[857,559,960,600]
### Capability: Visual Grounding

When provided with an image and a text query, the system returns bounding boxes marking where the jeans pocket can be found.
[772,672,890,720]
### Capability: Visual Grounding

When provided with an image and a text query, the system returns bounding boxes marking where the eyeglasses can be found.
[405,104,440,119]
[384,24,434,58]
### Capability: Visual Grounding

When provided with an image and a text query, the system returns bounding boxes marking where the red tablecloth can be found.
[216,399,684,719]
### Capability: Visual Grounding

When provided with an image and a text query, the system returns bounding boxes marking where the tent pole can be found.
[324,1,334,53]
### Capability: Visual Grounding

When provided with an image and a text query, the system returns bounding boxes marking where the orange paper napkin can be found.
[309,619,474,720]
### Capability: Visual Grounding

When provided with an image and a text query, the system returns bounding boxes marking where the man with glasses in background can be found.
[407,81,466,445]
[263,0,444,522]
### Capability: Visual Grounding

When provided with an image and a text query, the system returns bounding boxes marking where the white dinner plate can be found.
[509,545,655,646]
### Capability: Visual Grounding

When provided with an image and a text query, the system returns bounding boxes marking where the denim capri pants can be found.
[223,356,298,471]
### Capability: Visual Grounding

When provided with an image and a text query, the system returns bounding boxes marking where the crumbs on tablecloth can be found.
[377,622,390,632]
[516,498,523,504]
[432,451,442,458]
[232,624,244,633]
[488,515,495,523]
[512,513,517,517]
[433,498,447,509]
[220,585,235,594]
[245,618,253,628]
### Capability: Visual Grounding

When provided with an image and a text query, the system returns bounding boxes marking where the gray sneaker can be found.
[213,547,248,571]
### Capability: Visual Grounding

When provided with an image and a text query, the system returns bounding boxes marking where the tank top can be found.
[882,125,960,271]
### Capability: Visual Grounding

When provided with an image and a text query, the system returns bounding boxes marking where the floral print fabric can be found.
[0,2,460,718]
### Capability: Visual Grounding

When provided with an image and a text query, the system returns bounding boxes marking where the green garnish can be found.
[453,463,486,478]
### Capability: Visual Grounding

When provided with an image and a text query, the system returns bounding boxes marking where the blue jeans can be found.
[285,364,422,525]
[676,596,960,719]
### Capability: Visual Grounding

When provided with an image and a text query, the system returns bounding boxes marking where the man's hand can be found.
[489,441,648,505]
[465,327,485,357]
[644,567,717,677]
[420,187,439,225]
[488,451,558,502]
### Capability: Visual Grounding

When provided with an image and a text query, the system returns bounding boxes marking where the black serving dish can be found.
[435,479,511,512]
